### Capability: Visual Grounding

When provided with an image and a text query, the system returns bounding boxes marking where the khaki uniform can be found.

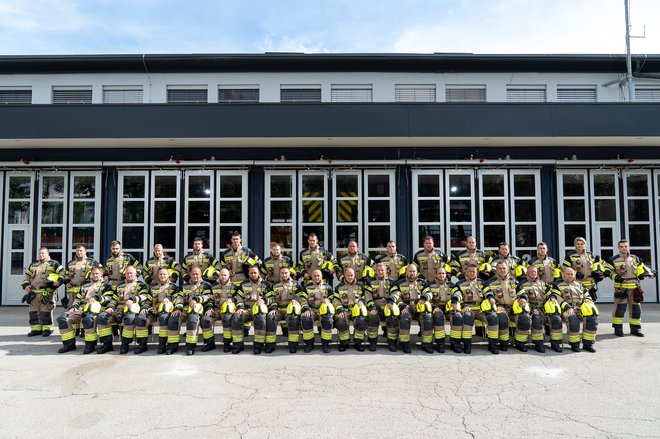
[515,278,549,350]
[299,281,334,351]
[137,281,179,353]
[336,253,374,282]
[219,246,261,284]
[548,280,599,351]
[450,249,491,280]
[484,275,519,346]
[427,280,456,351]
[375,254,408,282]
[605,253,653,335]
[390,277,431,352]
[332,281,366,351]
[22,259,64,334]
[96,279,150,353]
[63,257,102,308]
[265,279,304,351]
[232,278,270,353]
[260,255,295,284]
[166,280,213,355]
[453,277,498,353]
[296,247,336,282]
[562,251,604,294]
[103,253,140,287]
[142,256,179,286]
[202,280,238,351]
[412,249,450,281]
[527,256,561,284]
[363,276,395,348]
[181,251,217,283]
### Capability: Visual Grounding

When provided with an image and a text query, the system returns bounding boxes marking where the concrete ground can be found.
[1,305,659,439]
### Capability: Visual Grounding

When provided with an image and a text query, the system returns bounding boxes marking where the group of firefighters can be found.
[21,232,655,356]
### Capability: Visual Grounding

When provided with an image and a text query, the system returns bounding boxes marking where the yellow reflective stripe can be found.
[582,331,596,341]
[302,331,315,341]
[122,329,135,338]
[434,329,446,338]
[232,333,244,343]
[487,329,499,338]
[223,329,232,338]
[514,333,528,342]
[158,327,168,337]
[185,335,198,344]
[265,335,277,343]
[289,334,300,342]
[500,333,510,341]
[612,317,624,325]
[84,333,98,341]
[254,334,266,343]
[31,324,43,331]
[461,331,472,339]
[398,334,410,342]
[98,327,112,337]
[421,335,433,343]
[450,330,462,338]
[321,331,333,341]
[531,333,544,341]
[167,335,180,343]
[61,331,76,341]
[550,331,563,341]
[136,329,149,338]
[202,329,214,339]
[568,334,581,343]
[630,318,641,326]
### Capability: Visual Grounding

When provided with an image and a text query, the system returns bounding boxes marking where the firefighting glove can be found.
[40,292,51,304]
[60,296,70,309]
[21,292,35,304]
[614,275,625,283]
[588,287,598,302]
[575,271,585,280]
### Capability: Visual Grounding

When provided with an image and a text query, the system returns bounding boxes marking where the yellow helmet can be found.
[416,301,432,314]
[194,302,205,314]
[580,301,598,317]
[480,299,493,313]
[544,299,560,315]
[287,301,302,315]
[158,301,174,313]
[351,302,367,318]
[129,302,141,314]
[512,299,529,315]
[45,272,61,288]
[319,301,335,315]
[221,301,236,314]
[252,302,268,315]
[383,303,400,317]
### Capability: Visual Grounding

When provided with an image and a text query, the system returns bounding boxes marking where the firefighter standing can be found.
[488,242,525,279]
[412,235,451,281]
[562,237,604,301]
[527,242,561,284]
[22,247,64,337]
[336,240,374,282]
[299,269,334,353]
[450,235,492,280]
[261,243,295,283]
[103,240,140,288]
[142,243,179,286]
[375,240,408,282]
[296,233,336,283]
[219,232,261,284]
[182,237,218,283]
[62,245,101,312]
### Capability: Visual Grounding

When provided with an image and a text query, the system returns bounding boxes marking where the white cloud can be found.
[257,35,331,54]
[0,0,87,32]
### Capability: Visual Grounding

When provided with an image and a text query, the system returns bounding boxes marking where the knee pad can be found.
[82,314,95,329]
[367,314,380,328]
[287,315,300,331]
[231,314,244,331]
[399,314,411,330]
[158,313,170,327]
[550,314,562,330]
[97,313,109,326]
[265,316,277,332]
[354,316,367,332]
[335,318,348,333]
[301,316,314,331]
[568,315,580,333]
[321,315,333,331]
[186,314,199,331]
[517,314,531,332]
[56,313,68,328]
[123,313,136,327]
[422,314,433,331]
[385,316,399,328]
[460,312,472,327]
[497,312,509,330]
[221,314,233,327]
[485,313,498,327]
[253,315,266,331]
[40,311,53,325]
[631,304,641,319]
[585,316,599,331]
[168,314,181,331]
[614,303,627,318]
[531,314,543,330]
[200,316,213,329]
[135,315,147,328]
[432,311,445,326]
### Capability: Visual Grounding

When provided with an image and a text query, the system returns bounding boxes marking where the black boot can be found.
[422,343,434,354]
[338,341,349,352]
[402,342,412,354]
[435,338,445,353]
[265,343,276,354]
[41,330,53,337]
[231,342,244,354]
[201,341,216,352]
[119,338,130,354]
[487,339,500,355]
[186,343,196,356]
[451,339,462,354]
[157,338,167,354]
[77,328,85,338]
[387,339,398,352]
[570,342,580,352]
[368,338,377,352]
[288,341,298,353]
[631,328,645,337]
[304,339,315,353]
[534,341,546,353]
[614,326,624,337]
[462,339,471,354]
[253,342,263,355]
[281,327,289,337]
[134,342,148,354]
[112,325,119,336]
[27,330,43,337]
[223,340,232,352]
[515,341,528,352]
[83,341,97,355]
[381,326,388,338]
[550,341,563,353]
[583,341,596,353]
[58,339,76,353]
[243,326,250,337]
[354,341,365,352]
[165,343,178,355]
[96,341,114,354]
[321,341,331,353]
[474,326,484,338]
[498,340,508,351]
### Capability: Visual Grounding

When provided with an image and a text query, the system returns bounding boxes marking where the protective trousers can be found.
[28,293,55,333]
[612,291,642,333]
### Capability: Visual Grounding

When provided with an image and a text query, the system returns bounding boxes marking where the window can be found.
[0,87,31,104]
[395,84,436,102]
[117,172,148,263]
[635,86,660,102]
[103,86,144,104]
[167,86,208,104]
[281,85,321,103]
[364,171,396,258]
[445,85,486,102]
[218,86,259,103]
[557,85,597,102]
[506,85,546,103]
[331,84,373,102]
[265,172,296,258]
[52,86,92,104]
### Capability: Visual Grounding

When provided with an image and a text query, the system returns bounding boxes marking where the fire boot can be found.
[570,342,580,352]
[165,343,178,355]
[614,325,624,337]
[338,340,349,352]
[253,342,263,355]
[422,343,434,354]
[157,338,167,354]
[515,341,528,352]
[304,339,315,353]
[582,341,596,353]
[631,328,645,337]
[401,342,412,354]
[58,339,76,354]
[499,340,508,352]
[487,339,500,355]
[83,341,97,355]
[550,341,562,353]
[368,338,377,352]
[186,343,196,356]
[223,341,232,353]
[354,340,365,352]
[119,338,131,354]
[201,341,216,352]
[231,342,244,354]
[96,341,114,354]
[435,338,446,353]
[534,341,546,353]
[134,339,148,354]
[387,339,398,352]
[451,339,462,354]
[462,339,471,354]
[321,341,331,353]
[265,343,276,354]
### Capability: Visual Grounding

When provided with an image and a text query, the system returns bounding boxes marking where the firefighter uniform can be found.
[453,276,497,354]
[232,277,271,354]
[363,275,395,351]
[166,279,213,355]
[605,253,654,337]
[261,255,296,284]
[103,252,140,287]
[136,280,179,354]
[375,253,408,282]
[548,280,599,352]
[63,256,102,311]
[297,246,336,282]
[22,259,64,336]
[483,275,519,351]
[265,278,304,353]
[390,277,432,353]
[488,253,526,280]
[336,252,374,282]
[427,278,457,353]
[219,246,261,284]
[56,279,114,353]
[332,280,367,351]
[142,255,179,286]
[181,250,218,283]
[562,251,605,300]
[450,249,492,280]
[514,278,549,352]
[527,256,561,284]
[203,279,238,352]
[412,249,451,281]
[299,280,334,353]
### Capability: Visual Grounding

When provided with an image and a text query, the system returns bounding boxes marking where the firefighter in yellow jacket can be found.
[562,237,605,301]
[56,266,113,354]
[514,266,549,353]
[390,264,432,353]
[412,235,450,281]
[332,267,367,352]
[142,244,179,286]
[450,235,492,281]
[604,239,655,337]
[203,268,238,353]
[22,247,64,337]
[103,240,140,288]
[547,268,599,352]
[375,240,408,282]
[526,242,561,284]
[483,261,519,352]
[299,269,334,353]
[62,245,102,313]
[427,266,457,353]
[136,267,179,354]
[363,263,395,351]
[232,266,271,354]
[265,266,304,353]
[336,240,374,282]
[296,233,336,282]
[261,243,296,284]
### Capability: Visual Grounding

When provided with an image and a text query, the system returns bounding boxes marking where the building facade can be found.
[1,53,659,304]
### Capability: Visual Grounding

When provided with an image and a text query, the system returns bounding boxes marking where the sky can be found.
[1,0,659,55]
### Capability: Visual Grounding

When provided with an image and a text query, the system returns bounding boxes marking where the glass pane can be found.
[514,200,536,222]
[271,201,292,223]
[367,200,390,222]
[482,175,505,197]
[368,225,390,249]
[336,226,359,248]
[188,201,211,223]
[9,177,32,199]
[513,174,536,197]
[633,249,652,264]
[628,225,651,246]
[483,200,505,222]
[72,227,94,248]
[270,175,292,198]
[154,201,177,223]
[42,176,65,199]
[188,227,211,249]
[593,174,616,197]
[123,176,145,199]
[336,200,359,223]
[564,225,586,246]
[599,228,614,259]
[73,176,95,198]
[188,176,211,198]
[564,200,585,222]
[8,201,30,224]
[515,225,537,247]
[302,226,325,246]
[154,176,177,198]
[368,175,390,197]
[449,200,471,222]
[594,199,617,221]
[219,226,241,250]
[49,252,63,265]
[122,226,144,249]
[11,230,25,250]
[72,201,95,224]
[483,225,506,248]
[41,202,64,224]
[562,174,584,197]
[302,175,324,197]
[302,199,323,223]
[154,226,177,249]
[270,226,293,249]
[448,175,471,197]
[417,175,439,197]
[122,201,144,223]
[628,200,649,221]
[419,200,440,222]
[11,253,25,275]
[627,174,649,196]
[220,201,243,223]
[40,227,64,249]
[336,174,358,195]
[220,175,243,198]
[418,225,441,247]
[450,225,473,248]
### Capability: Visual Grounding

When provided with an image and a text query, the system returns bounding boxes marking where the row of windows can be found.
[3,84,660,104]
